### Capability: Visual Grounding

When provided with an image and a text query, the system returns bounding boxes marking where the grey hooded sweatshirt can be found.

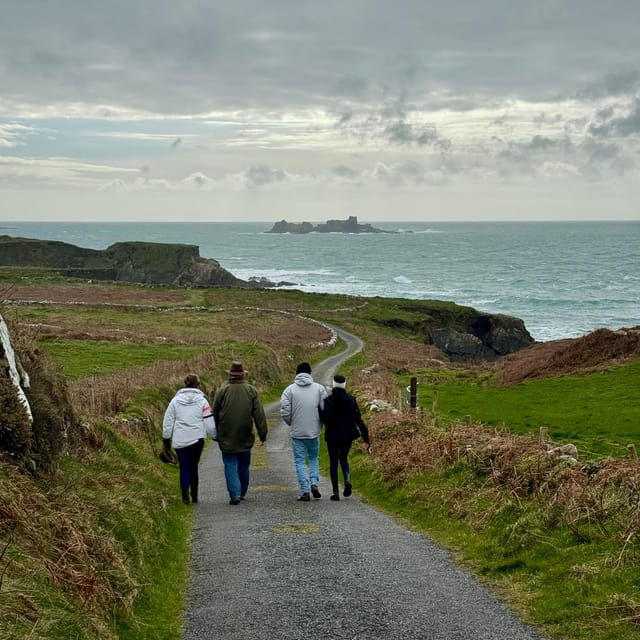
[279,372,328,439]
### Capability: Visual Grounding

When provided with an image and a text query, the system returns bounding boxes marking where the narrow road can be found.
[183,325,548,640]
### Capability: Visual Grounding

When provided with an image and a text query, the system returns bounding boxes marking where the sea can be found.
[1,220,638,343]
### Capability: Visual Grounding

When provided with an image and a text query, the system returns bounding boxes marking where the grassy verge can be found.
[401,360,640,457]
[0,417,192,640]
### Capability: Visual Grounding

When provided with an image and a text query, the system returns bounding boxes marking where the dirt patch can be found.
[496,327,640,385]
[2,283,190,306]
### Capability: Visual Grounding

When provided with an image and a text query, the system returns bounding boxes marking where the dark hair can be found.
[296,362,312,374]
[184,373,200,388]
[333,375,346,384]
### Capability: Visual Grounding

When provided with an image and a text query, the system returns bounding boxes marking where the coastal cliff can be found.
[0,235,260,288]
[267,216,390,234]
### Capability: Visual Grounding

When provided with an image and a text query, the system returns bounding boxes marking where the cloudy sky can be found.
[1,1,639,222]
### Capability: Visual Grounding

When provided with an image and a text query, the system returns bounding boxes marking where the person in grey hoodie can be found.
[163,373,217,505]
[280,362,328,501]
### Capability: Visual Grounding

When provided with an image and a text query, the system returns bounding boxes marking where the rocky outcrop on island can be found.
[267,216,390,234]
[0,235,267,289]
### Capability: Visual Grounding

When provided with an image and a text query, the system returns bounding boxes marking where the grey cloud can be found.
[366,160,448,187]
[334,75,370,98]
[579,69,640,100]
[330,165,358,179]
[3,1,640,115]
[383,121,450,151]
[244,164,287,187]
[589,98,640,137]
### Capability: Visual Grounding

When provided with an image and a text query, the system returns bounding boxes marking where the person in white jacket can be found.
[163,373,216,505]
[280,362,327,501]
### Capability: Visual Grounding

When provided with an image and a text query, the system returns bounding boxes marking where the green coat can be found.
[212,381,268,453]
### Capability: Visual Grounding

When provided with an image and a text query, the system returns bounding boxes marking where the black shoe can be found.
[229,498,241,505]
[330,494,340,501]
[298,493,310,502]
[343,483,352,497]
[311,484,321,499]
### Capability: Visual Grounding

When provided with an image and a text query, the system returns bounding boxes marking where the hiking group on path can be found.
[169,327,547,639]
[161,360,371,506]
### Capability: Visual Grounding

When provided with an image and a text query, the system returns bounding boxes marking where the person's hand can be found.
[366,445,373,454]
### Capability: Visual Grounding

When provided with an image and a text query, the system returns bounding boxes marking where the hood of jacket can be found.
[294,372,314,386]
[175,388,205,405]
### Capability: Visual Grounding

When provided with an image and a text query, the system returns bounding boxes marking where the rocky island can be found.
[266,216,391,234]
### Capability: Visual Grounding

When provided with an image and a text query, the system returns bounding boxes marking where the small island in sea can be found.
[266,215,392,234]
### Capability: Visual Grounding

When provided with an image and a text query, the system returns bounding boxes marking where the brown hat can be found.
[228,361,246,380]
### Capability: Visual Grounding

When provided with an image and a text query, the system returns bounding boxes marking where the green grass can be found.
[407,361,640,457]
[39,340,208,379]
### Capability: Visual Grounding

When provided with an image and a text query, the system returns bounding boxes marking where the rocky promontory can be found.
[0,235,266,289]
[267,216,390,234]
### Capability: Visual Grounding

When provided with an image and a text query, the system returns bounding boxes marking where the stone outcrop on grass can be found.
[0,235,264,288]
[375,301,534,360]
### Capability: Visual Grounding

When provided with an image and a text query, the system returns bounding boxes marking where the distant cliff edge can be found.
[0,235,272,289]
[266,216,392,234]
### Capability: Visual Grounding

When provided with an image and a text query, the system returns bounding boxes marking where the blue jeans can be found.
[221,450,252,499]
[291,437,319,493]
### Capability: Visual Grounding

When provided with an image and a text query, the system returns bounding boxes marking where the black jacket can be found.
[320,388,370,445]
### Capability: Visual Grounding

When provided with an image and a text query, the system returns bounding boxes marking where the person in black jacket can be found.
[320,375,372,501]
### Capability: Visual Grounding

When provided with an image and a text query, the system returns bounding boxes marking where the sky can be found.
[1,1,639,222]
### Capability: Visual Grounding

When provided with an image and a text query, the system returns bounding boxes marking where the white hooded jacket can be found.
[279,372,328,439]
[162,388,217,449]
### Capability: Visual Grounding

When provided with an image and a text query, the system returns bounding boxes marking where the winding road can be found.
[183,324,548,639]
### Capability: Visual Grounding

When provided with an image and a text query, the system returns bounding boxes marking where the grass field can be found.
[403,360,640,457]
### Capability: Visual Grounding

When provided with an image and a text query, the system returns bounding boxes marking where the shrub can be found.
[0,376,32,463]
[22,346,82,473]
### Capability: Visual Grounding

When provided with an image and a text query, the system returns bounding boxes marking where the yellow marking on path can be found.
[270,522,321,534]
[251,442,269,468]
[251,484,291,492]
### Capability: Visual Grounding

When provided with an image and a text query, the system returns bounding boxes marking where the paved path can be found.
[183,326,548,640]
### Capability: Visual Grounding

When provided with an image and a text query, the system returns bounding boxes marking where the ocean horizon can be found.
[1,219,638,343]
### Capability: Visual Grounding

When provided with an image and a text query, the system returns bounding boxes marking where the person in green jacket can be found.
[213,361,268,505]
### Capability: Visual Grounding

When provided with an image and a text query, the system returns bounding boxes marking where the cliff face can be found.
[0,236,256,288]
[267,216,389,234]
[0,235,104,268]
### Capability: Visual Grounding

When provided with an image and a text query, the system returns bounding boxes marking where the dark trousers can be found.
[327,440,352,495]
[175,438,205,502]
